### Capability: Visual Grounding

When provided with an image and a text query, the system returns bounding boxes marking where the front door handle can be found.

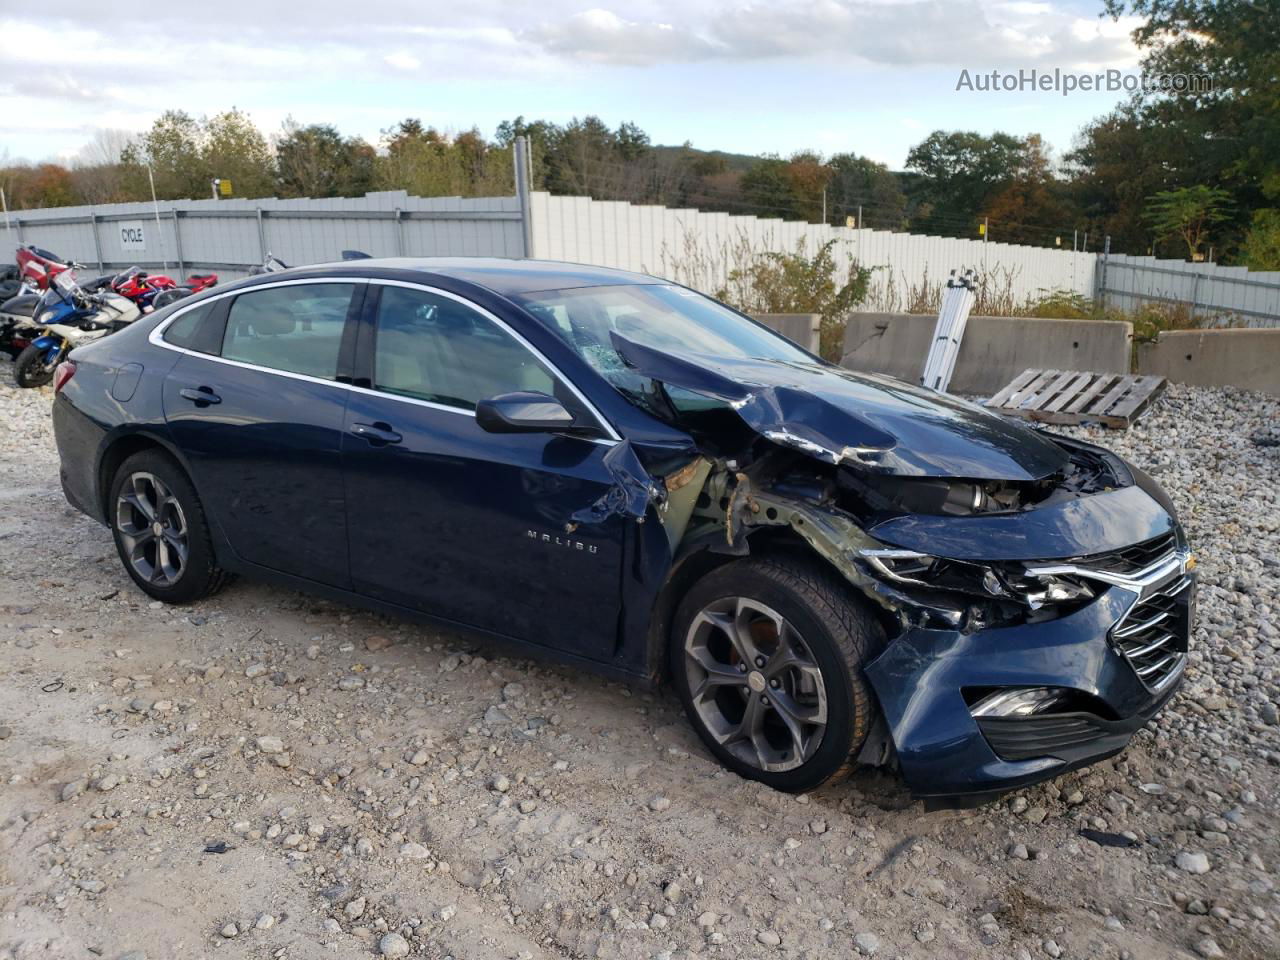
[179,386,221,406]
[350,421,402,445]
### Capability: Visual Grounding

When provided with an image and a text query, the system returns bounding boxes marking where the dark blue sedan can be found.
[51,258,1194,804]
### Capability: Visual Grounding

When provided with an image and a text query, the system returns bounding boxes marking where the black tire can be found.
[669,556,883,793]
[108,450,230,603]
[13,343,57,388]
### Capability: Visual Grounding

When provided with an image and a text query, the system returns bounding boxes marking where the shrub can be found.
[716,238,872,360]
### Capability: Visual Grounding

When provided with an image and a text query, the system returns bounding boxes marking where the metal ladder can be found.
[920,270,977,392]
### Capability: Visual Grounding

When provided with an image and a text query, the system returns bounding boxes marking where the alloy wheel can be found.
[683,596,829,773]
[115,472,189,587]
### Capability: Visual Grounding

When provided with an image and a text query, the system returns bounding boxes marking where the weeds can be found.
[655,226,1252,363]
[655,229,871,359]
[716,239,872,360]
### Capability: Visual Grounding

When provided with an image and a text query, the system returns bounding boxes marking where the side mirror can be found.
[475,391,577,434]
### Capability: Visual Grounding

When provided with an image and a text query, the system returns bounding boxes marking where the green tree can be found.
[825,153,907,229]
[545,116,636,198]
[1103,0,1280,256]
[981,135,1076,245]
[904,130,1028,230]
[375,120,512,197]
[121,110,205,199]
[0,163,81,209]
[275,121,374,198]
[1143,185,1232,259]
[494,115,559,189]
[739,155,795,218]
[1241,209,1280,271]
[203,109,275,198]
[1064,108,1172,253]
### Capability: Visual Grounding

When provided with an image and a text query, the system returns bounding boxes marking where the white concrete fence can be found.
[4,190,1279,325]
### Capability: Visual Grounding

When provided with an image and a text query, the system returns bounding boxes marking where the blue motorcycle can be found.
[12,273,142,388]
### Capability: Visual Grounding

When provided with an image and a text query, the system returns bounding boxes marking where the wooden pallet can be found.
[985,369,1167,428]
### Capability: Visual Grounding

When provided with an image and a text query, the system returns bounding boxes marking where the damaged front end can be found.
[604,334,1192,802]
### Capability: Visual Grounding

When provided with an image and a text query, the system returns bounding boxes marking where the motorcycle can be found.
[115,265,219,311]
[0,264,20,300]
[1,280,44,359]
[149,270,218,310]
[2,247,86,358]
[15,243,74,290]
[249,252,290,275]
[2,267,113,359]
[12,270,142,388]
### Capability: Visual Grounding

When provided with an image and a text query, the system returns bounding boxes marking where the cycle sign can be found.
[118,221,147,251]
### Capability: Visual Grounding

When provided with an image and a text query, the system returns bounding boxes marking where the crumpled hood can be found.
[613,334,1070,482]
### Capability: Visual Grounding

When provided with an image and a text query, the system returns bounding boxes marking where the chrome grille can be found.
[1111,574,1192,691]
[1072,532,1178,576]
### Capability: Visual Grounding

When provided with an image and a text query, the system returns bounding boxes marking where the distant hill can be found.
[651,143,761,173]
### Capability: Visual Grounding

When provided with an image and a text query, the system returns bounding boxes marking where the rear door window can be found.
[222,284,355,380]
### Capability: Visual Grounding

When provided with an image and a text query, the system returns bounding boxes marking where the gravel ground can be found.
[0,377,1277,960]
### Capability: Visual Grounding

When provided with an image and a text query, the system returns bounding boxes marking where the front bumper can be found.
[865,562,1194,803]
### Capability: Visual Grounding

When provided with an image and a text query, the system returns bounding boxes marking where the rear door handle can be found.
[350,421,402,445]
[179,386,221,406]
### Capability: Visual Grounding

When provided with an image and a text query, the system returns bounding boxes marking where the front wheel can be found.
[12,342,58,388]
[669,557,884,792]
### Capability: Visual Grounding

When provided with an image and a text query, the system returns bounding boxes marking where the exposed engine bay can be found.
[577,333,1163,642]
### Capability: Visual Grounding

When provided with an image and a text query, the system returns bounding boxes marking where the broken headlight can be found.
[859,549,1094,609]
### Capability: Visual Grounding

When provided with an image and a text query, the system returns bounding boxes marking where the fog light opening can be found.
[970,687,1071,718]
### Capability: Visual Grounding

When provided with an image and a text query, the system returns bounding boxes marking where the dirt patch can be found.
[1,379,1277,960]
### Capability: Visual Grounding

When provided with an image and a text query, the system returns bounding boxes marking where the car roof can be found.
[318,257,662,296]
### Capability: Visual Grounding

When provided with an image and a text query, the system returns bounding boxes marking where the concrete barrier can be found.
[841,313,1133,394]
[1136,328,1280,395]
[752,313,821,354]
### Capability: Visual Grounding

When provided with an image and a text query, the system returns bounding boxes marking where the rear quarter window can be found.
[162,301,223,355]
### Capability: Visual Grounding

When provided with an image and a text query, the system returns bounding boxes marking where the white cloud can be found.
[522,0,1141,69]
[384,51,422,71]
[526,8,720,64]
[0,1,1145,163]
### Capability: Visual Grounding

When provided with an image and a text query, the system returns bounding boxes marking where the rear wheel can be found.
[109,450,229,603]
[13,343,57,388]
[669,557,883,792]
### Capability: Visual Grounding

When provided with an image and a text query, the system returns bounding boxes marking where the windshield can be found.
[517,284,811,370]
[516,283,815,418]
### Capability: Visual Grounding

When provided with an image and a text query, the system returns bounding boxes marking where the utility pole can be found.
[1,187,10,251]
[1097,235,1111,308]
[821,189,826,225]
[147,163,168,269]
[513,136,534,259]
[983,216,989,244]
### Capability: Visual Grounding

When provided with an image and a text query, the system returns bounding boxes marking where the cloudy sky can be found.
[0,0,1144,170]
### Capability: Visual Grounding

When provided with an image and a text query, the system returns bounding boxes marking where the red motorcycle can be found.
[111,266,219,311]
[15,244,74,290]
